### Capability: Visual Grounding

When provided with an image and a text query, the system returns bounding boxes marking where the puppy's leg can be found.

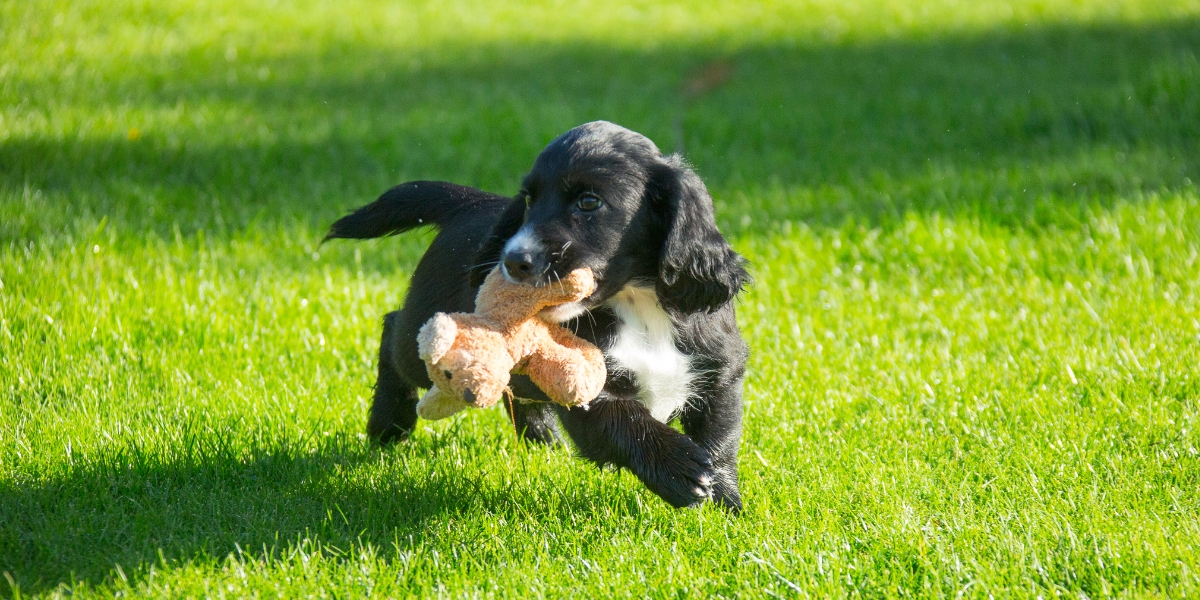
[504,397,564,445]
[503,374,563,445]
[680,383,744,513]
[555,395,714,508]
[367,311,419,444]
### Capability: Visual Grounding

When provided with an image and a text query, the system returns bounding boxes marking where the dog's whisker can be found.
[471,259,502,271]
[548,241,571,260]
[581,306,598,331]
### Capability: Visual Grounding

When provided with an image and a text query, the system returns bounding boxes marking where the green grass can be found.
[2,0,1200,596]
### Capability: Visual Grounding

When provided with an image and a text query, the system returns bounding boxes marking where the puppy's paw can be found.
[641,437,714,509]
[366,416,411,446]
[710,473,743,514]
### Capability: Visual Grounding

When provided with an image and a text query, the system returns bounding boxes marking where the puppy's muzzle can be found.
[501,227,548,284]
[502,251,543,284]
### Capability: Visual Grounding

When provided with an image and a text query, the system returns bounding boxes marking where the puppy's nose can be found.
[502,251,540,283]
[460,389,477,405]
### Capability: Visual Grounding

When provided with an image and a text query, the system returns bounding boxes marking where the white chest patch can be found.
[604,286,694,423]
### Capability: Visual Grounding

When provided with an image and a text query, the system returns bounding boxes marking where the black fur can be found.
[325,181,503,242]
[327,121,749,511]
[651,157,749,315]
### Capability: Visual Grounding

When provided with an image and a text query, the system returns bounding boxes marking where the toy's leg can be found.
[367,311,419,444]
[522,345,605,407]
[554,393,714,509]
[416,386,467,420]
[503,396,563,445]
[679,380,745,513]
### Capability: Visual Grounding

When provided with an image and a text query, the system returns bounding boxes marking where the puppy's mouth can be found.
[538,301,587,323]
[522,261,604,323]
[500,263,570,287]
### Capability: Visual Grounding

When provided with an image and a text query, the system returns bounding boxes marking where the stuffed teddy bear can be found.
[415,267,607,420]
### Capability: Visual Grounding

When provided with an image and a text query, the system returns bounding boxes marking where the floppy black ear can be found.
[469,197,526,287]
[653,156,749,314]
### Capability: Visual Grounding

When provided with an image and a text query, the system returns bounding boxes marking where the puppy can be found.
[326,121,749,511]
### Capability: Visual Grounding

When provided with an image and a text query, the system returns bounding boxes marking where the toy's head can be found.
[417,313,515,408]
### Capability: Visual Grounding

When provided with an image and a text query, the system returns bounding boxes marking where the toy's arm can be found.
[474,268,596,321]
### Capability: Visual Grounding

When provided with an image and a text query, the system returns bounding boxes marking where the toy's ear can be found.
[469,197,526,287]
[417,313,458,363]
[651,155,749,314]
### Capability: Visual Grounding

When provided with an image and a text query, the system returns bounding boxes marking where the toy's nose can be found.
[460,389,477,406]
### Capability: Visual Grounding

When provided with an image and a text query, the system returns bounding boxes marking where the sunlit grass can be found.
[2,0,1199,597]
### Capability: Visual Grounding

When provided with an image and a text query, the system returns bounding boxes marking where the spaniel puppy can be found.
[327,121,749,511]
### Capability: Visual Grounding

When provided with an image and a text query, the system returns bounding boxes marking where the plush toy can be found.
[415,267,606,420]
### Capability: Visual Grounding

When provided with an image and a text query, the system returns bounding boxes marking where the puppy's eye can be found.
[576,194,602,211]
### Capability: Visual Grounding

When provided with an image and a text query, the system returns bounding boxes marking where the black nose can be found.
[503,252,540,283]
[460,389,476,405]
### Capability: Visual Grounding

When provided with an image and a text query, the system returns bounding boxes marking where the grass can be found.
[2,0,1199,596]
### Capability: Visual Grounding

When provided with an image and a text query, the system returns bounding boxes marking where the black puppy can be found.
[327,121,749,511]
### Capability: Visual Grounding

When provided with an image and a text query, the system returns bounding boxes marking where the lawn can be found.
[2,0,1199,596]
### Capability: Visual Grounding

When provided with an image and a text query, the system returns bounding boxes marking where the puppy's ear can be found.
[469,197,525,287]
[652,156,749,314]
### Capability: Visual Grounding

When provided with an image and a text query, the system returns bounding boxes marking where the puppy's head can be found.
[471,121,748,316]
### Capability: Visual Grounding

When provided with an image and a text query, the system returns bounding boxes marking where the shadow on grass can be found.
[0,433,598,593]
[1,17,1198,244]
[2,13,1199,593]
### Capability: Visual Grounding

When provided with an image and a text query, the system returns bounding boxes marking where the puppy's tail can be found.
[324,181,509,241]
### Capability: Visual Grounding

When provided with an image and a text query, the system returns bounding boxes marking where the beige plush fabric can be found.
[416,268,607,420]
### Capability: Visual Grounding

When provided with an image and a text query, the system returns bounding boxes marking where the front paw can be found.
[710,471,743,514]
[639,436,714,508]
